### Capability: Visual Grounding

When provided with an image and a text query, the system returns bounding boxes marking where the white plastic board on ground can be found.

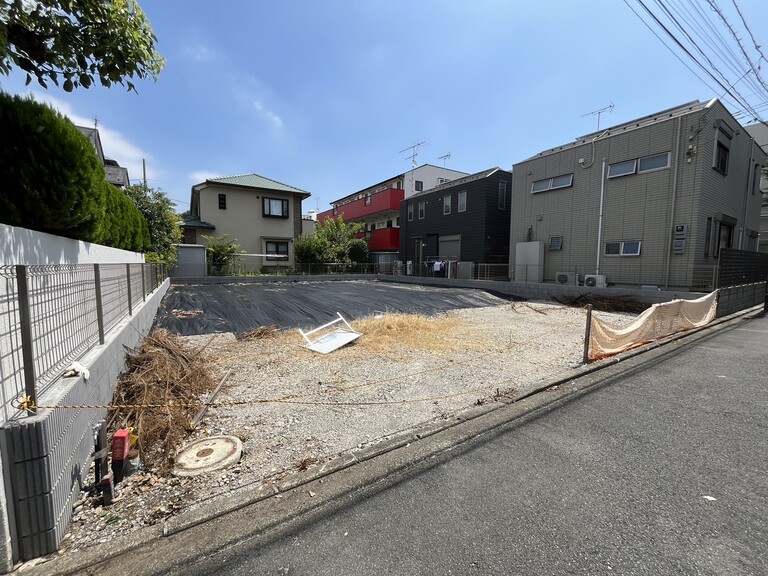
[303,330,362,354]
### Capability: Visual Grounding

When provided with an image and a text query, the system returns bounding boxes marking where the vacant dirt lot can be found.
[45,283,634,562]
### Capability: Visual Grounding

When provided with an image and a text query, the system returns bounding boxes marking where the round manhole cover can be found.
[173,435,243,477]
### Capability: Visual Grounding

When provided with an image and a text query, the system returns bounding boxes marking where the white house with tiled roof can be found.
[183,173,311,268]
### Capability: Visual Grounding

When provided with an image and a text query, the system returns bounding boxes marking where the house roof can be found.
[181,217,216,229]
[200,173,311,197]
[409,167,509,198]
[525,99,715,162]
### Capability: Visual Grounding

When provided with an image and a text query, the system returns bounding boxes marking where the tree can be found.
[294,216,369,269]
[0,92,106,241]
[98,180,150,251]
[124,183,182,264]
[0,0,164,92]
[203,235,242,276]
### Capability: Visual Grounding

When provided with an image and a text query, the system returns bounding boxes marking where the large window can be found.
[443,194,451,215]
[218,193,227,209]
[498,181,507,209]
[458,190,467,212]
[265,241,289,261]
[418,201,425,219]
[407,203,414,221]
[531,174,573,193]
[604,240,642,256]
[415,180,424,192]
[263,197,289,218]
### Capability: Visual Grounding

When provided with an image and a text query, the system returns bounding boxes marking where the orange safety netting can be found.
[588,291,717,361]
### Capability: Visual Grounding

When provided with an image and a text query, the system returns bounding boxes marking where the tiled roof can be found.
[181,217,216,229]
[204,173,311,197]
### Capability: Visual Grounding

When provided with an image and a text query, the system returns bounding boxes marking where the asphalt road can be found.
[160,313,768,575]
[154,280,515,335]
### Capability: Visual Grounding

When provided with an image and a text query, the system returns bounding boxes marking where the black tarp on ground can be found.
[154,279,514,336]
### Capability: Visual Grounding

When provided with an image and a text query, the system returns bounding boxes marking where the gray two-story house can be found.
[509,99,766,290]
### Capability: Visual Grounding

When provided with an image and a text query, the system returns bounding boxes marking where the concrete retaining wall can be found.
[0,279,168,566]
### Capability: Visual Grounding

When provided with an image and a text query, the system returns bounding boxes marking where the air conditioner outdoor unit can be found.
[584,274,607,288]
[555,271,577,285]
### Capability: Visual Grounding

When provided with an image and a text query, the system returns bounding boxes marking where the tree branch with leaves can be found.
[0,0,164,92]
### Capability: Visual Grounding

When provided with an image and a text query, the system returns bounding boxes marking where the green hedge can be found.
[0,92,148,250]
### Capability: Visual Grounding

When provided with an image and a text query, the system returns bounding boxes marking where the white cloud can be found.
[188,170,223,183]
[19,91,156,186]
[183,44,217,63]
[253,101,283,129]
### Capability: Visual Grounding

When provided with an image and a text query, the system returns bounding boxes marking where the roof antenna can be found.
[581,102,614,130]
[438,153,451,168]
[399,140,426,169]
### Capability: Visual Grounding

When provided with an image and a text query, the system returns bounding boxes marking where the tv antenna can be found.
[399,140,426,168]
[438,153,451,167]
[581,101,614,130]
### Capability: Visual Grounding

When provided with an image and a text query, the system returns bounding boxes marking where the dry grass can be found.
[239,325,280,341]
[107,329,217,473]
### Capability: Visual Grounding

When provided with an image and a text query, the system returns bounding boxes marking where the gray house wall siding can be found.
[509,100,766,290]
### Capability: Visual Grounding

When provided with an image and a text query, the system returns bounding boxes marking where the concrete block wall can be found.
[717,282,766,317]
[0,279,169,565]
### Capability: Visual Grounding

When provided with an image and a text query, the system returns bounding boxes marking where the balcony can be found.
[355,227,400,251]
[319,188,404,222]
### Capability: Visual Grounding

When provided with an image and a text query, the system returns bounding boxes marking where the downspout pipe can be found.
[664,116,683,289]
[596,160,606,275]
[738,136,756,249]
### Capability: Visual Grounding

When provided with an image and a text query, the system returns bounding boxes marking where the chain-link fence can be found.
[0,263,166,422]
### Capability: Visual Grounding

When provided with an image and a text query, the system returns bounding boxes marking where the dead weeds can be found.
[107,329,217,473]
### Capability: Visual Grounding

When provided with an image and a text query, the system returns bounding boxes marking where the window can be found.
[549,236,563,251]
[265,241,289,261]
[458,190,467,212]
[605,240,641,256]
[498,181,507,209]
[713,124,732,175]
[443,195,451,215]
[607,159,637,179]
[638,152,670,173]
[415,180,424,192]
[418,201,425,219]
[438,177,451,185]
[218,193,227,209]
[263,197,289,218]
[407,203,414,221]
[705,214,736,257]
[364,194,371,206]
[531,174,573,193]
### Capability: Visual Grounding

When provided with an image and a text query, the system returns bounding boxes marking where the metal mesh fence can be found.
[0,263,166,421]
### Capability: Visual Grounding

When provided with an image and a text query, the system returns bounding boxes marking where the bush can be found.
[98,182,150,251]
[0,92,106,241]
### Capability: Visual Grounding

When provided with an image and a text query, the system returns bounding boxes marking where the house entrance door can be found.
[413,238,423,275]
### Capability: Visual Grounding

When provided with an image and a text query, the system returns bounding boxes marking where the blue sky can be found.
[1,0,766,214]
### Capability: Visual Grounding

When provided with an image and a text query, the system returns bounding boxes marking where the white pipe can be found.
[738,137,756,249]
[664,116,683,289]
[596,160,606,275]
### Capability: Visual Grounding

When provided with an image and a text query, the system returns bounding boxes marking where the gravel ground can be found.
[36,300,632,565]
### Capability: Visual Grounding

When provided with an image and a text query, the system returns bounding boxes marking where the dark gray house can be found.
[399,167,512,276]
[509,99,766,290]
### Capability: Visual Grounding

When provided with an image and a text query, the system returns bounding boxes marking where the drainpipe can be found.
[738,137,756,249]
[664,116,683,289]
[596,160,606,275]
